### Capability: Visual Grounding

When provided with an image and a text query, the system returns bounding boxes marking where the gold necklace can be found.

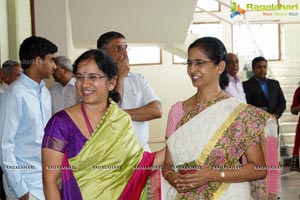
[195,90,223,105]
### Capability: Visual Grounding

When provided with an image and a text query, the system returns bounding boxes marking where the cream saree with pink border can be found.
[166,98,279,200]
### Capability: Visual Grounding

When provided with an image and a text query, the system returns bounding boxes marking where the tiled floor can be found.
[279,167,300,200]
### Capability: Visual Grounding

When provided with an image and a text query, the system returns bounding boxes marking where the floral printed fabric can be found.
[177,97,271,200]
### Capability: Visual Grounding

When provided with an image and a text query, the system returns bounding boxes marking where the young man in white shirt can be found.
[0,36,57,200]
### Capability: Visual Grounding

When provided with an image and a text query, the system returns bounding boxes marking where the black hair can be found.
[188,37,229,89]
[73,49,121,103]
[252,56,267,69]
[19,36,58,70]
[97,31,125,49]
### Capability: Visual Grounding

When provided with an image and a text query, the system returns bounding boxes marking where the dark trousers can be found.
[0,168,6,200]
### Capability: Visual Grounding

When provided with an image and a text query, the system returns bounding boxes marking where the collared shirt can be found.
[0,82,9,95]
[0,73,51,199]
[255,77,269,100]
[121,73,161,148]
[49,77,78,114]
[225,74,246,102]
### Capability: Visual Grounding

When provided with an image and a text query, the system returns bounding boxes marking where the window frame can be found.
[128,46,162,66]
[232,23,281,61]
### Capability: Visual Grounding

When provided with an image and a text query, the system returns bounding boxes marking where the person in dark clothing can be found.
[243,56,286,120]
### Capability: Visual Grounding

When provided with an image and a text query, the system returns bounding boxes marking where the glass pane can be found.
[173,55,186,64]
[233,24,279,60]
[196,0,219,11]
[128,46,161,65]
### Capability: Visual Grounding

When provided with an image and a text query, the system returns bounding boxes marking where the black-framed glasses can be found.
[111,44,129,52]
[183,60,215,68]
[74,73,107,82]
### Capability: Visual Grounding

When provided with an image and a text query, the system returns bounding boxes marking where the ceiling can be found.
[68,0,197,48]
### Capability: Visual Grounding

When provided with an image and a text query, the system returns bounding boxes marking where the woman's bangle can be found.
[163,171,175,179]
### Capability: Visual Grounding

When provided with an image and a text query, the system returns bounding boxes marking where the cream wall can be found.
[0,0,31,63]
[14,0,31,41]
[0,0,9,63]
[34,0,71,57]
[9,0,31,60]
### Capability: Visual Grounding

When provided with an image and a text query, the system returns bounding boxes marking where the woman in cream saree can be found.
[163,37,280,200]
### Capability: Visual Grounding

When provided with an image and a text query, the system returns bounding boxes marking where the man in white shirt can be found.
[0,36,57,200]
[224,53,246,102]
[49,56,78,114]
[97,31,162,151]
[0,60,22,95]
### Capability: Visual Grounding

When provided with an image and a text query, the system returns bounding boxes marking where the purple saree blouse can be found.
[42,110,86,200]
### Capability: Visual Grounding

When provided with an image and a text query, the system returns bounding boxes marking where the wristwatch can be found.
[220,171,225,181]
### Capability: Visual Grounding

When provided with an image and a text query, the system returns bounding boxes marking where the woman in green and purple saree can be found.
[162,37,280,200]
[42,49,162,200]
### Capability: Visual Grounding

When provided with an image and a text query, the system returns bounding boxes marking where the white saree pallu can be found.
[166,98,278,200]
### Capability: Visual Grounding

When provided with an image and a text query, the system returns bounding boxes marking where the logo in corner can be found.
[230,2,246,18]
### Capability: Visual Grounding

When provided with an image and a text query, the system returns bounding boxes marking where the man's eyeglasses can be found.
[111,45,129,52]
[74,73,107,82]
[183,60,215,68]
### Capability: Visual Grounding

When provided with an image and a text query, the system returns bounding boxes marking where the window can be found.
[233,24,279,60]
[173,55,186,64]
[195,0,219,12]
[128,46,161,65]
[173,23,222,64]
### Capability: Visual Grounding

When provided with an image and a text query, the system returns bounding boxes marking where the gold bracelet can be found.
[163,171,175,179]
